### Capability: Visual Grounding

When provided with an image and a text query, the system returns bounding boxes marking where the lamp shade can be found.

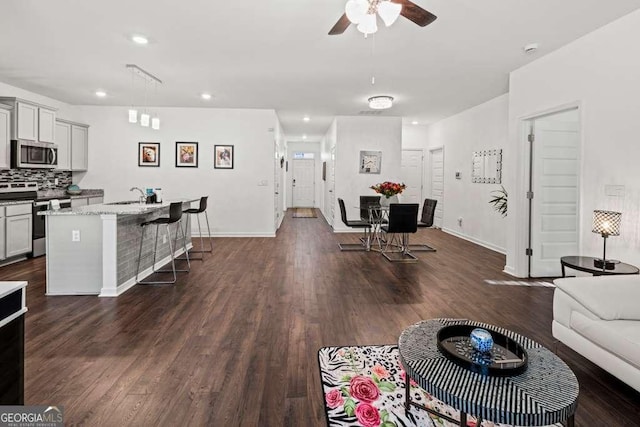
[592,210,621,236]
[378,1,402,26]
[345,0,369,24]
[357,13,378,35]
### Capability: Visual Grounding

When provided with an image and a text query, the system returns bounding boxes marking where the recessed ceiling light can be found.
[303,116,310,122]
[131,35,149,45]
[302,134,307,140]
[411,120,419,125]
[95,90,107,98]
[201,93,212,100]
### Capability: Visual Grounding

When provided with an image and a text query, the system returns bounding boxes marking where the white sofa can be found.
[552,275,640,392]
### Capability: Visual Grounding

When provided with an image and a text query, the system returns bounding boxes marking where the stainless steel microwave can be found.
[11,140,58,169]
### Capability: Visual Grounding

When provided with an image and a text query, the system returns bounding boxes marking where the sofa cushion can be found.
[554,276,640,320]
[570,310,640,369]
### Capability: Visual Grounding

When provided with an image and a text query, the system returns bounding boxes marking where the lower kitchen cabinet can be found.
[0,217,5,259]
[6,214,32,258]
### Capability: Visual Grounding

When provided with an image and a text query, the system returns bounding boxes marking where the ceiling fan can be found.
[329,0,437,35]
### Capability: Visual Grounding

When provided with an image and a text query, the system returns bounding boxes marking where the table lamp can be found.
[592,210,622,270]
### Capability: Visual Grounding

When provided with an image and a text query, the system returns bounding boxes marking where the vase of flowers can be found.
[370,181,406,207]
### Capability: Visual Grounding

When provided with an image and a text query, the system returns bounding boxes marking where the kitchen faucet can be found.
[130,187,146,203]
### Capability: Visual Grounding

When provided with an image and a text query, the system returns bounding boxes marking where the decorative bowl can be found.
[66,185,82,195]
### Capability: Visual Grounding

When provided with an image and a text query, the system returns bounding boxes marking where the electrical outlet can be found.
[54,178,59,185]
[72,230,80,242]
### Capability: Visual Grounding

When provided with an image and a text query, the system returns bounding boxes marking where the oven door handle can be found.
[34,201,51,207]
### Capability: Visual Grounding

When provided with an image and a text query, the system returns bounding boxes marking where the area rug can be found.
[318,345,561,427]
[293,208,317,218]
[484,279,555,288]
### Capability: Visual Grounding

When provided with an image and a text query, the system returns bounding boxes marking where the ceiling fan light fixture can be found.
[357,13,378,35]
[345,0,368,24]
[377,1,402,27]
[368,95,394,110]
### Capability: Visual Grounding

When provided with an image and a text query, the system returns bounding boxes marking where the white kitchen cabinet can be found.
[55,121,71,170]
[0,208,5,260]
[4,203,33,258]
[71,198,88,208]
[88,197,103,205]
[16,102,38,141]
[38,107,56,143]
[0,97,58,143]
[0,106,10,169]
[71,124,88,171]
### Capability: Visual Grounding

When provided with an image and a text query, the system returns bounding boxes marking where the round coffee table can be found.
[560,255,639,277]
[398,319,579,426]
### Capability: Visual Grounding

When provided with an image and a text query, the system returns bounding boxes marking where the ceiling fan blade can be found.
[329,13,351,35]
[392,0,437,27]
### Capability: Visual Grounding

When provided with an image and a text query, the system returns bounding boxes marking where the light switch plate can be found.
[72,230,80,242]
[605,185,625,197]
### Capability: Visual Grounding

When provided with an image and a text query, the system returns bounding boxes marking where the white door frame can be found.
[292,158,315,207]
[428,146,445,229]
[401,149,424,209]
[512,102,583,278]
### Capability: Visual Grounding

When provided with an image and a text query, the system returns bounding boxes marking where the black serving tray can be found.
[437,324,528,377]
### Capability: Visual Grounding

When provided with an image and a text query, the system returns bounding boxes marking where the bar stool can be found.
[180,196,213,260]
[136,202,191,285]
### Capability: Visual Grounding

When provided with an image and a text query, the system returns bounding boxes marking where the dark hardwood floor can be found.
[1,211,638,426]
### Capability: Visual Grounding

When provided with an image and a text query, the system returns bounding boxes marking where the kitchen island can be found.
[41,200,196,297]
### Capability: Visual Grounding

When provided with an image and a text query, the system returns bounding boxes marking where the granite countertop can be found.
[41,198,198,216]
[37,189,104,200]
[0,200,34,206]
[0,281,28,300]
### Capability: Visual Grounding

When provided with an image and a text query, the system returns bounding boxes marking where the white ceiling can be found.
[1,0,639,142]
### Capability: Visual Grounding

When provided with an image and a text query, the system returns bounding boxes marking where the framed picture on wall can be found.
[139,142,160,167]
[214,145,234,169]
[359,150,381,174]
[175,142,198,167]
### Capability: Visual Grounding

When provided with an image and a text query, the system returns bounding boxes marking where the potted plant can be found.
[370,181,407,206]
[489,185,508,217]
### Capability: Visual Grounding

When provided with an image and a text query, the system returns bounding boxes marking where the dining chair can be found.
[380,203,419,262]
[410,198,437,252]
[337,198,371,251]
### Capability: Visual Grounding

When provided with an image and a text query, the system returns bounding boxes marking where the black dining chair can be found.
[381,203,419,262]
[337,198,371,251]
[410,198,437,252]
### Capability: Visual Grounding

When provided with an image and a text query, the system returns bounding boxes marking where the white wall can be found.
[321,121,337,224]
[286,141,322,208]
[423,94,509,253]
[506,9,640,276]
[0,81,81,123]
[334,116,402,232]
[75,106,278,237]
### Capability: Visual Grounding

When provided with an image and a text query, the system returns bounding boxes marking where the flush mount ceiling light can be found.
[303,116,310,122]
[126,64,162,130]
[411,120,419,125]
[131,35,149,45]
[95,90,107,98]
[368,95,394,110]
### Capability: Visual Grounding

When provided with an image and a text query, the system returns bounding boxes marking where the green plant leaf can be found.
[377,381,396,392]
[372,373,380,384]
[344,398,356,417]
[382,422,397,427]
[340,386,350,397]
[340,375,352,382]
[381,409,389,422]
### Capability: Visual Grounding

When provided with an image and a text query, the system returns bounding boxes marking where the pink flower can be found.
[355,403,381,427]
[325,389,344,409]
[400,370,418,387]
[371,364,389,379]
[349,375,380,403]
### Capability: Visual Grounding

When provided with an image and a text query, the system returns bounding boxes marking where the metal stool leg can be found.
[138,223,178,285]
[159,221,190,272]
[204,213,213,252]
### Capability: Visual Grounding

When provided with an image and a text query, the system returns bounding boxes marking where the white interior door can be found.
[430,148,444,228]
[529,109,580,277]
[325,145,336,226]
[292,159,315,207]
[401,149,423,208]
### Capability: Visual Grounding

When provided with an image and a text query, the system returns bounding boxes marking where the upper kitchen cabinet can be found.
[56,119,88,171]
[0,97,57,143]
[0,105,11,169]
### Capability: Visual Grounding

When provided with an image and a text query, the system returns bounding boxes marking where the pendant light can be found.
[151,81,160,130]
[128,67,138,123]
[140,79,150,127]
[125,64,162,130]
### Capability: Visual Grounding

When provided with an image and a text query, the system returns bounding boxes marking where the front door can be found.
[401,149,423,209]
[529,109,580,277]
[292,159,315,208]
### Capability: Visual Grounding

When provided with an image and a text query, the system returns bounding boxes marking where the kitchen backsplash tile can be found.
[0,169,72,190]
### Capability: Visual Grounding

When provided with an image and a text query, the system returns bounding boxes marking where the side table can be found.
[560,256,639,277]
[398,319,579,427]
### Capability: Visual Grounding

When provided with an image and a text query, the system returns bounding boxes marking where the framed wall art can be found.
[214,145,234,169]
[176,142,198,168]
[138,142,160,167]
[359,150,382,174]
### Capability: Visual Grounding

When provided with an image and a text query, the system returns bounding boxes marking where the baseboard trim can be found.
[502,265,518,277]
[441,227,506,255]
[191,231,276,238]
